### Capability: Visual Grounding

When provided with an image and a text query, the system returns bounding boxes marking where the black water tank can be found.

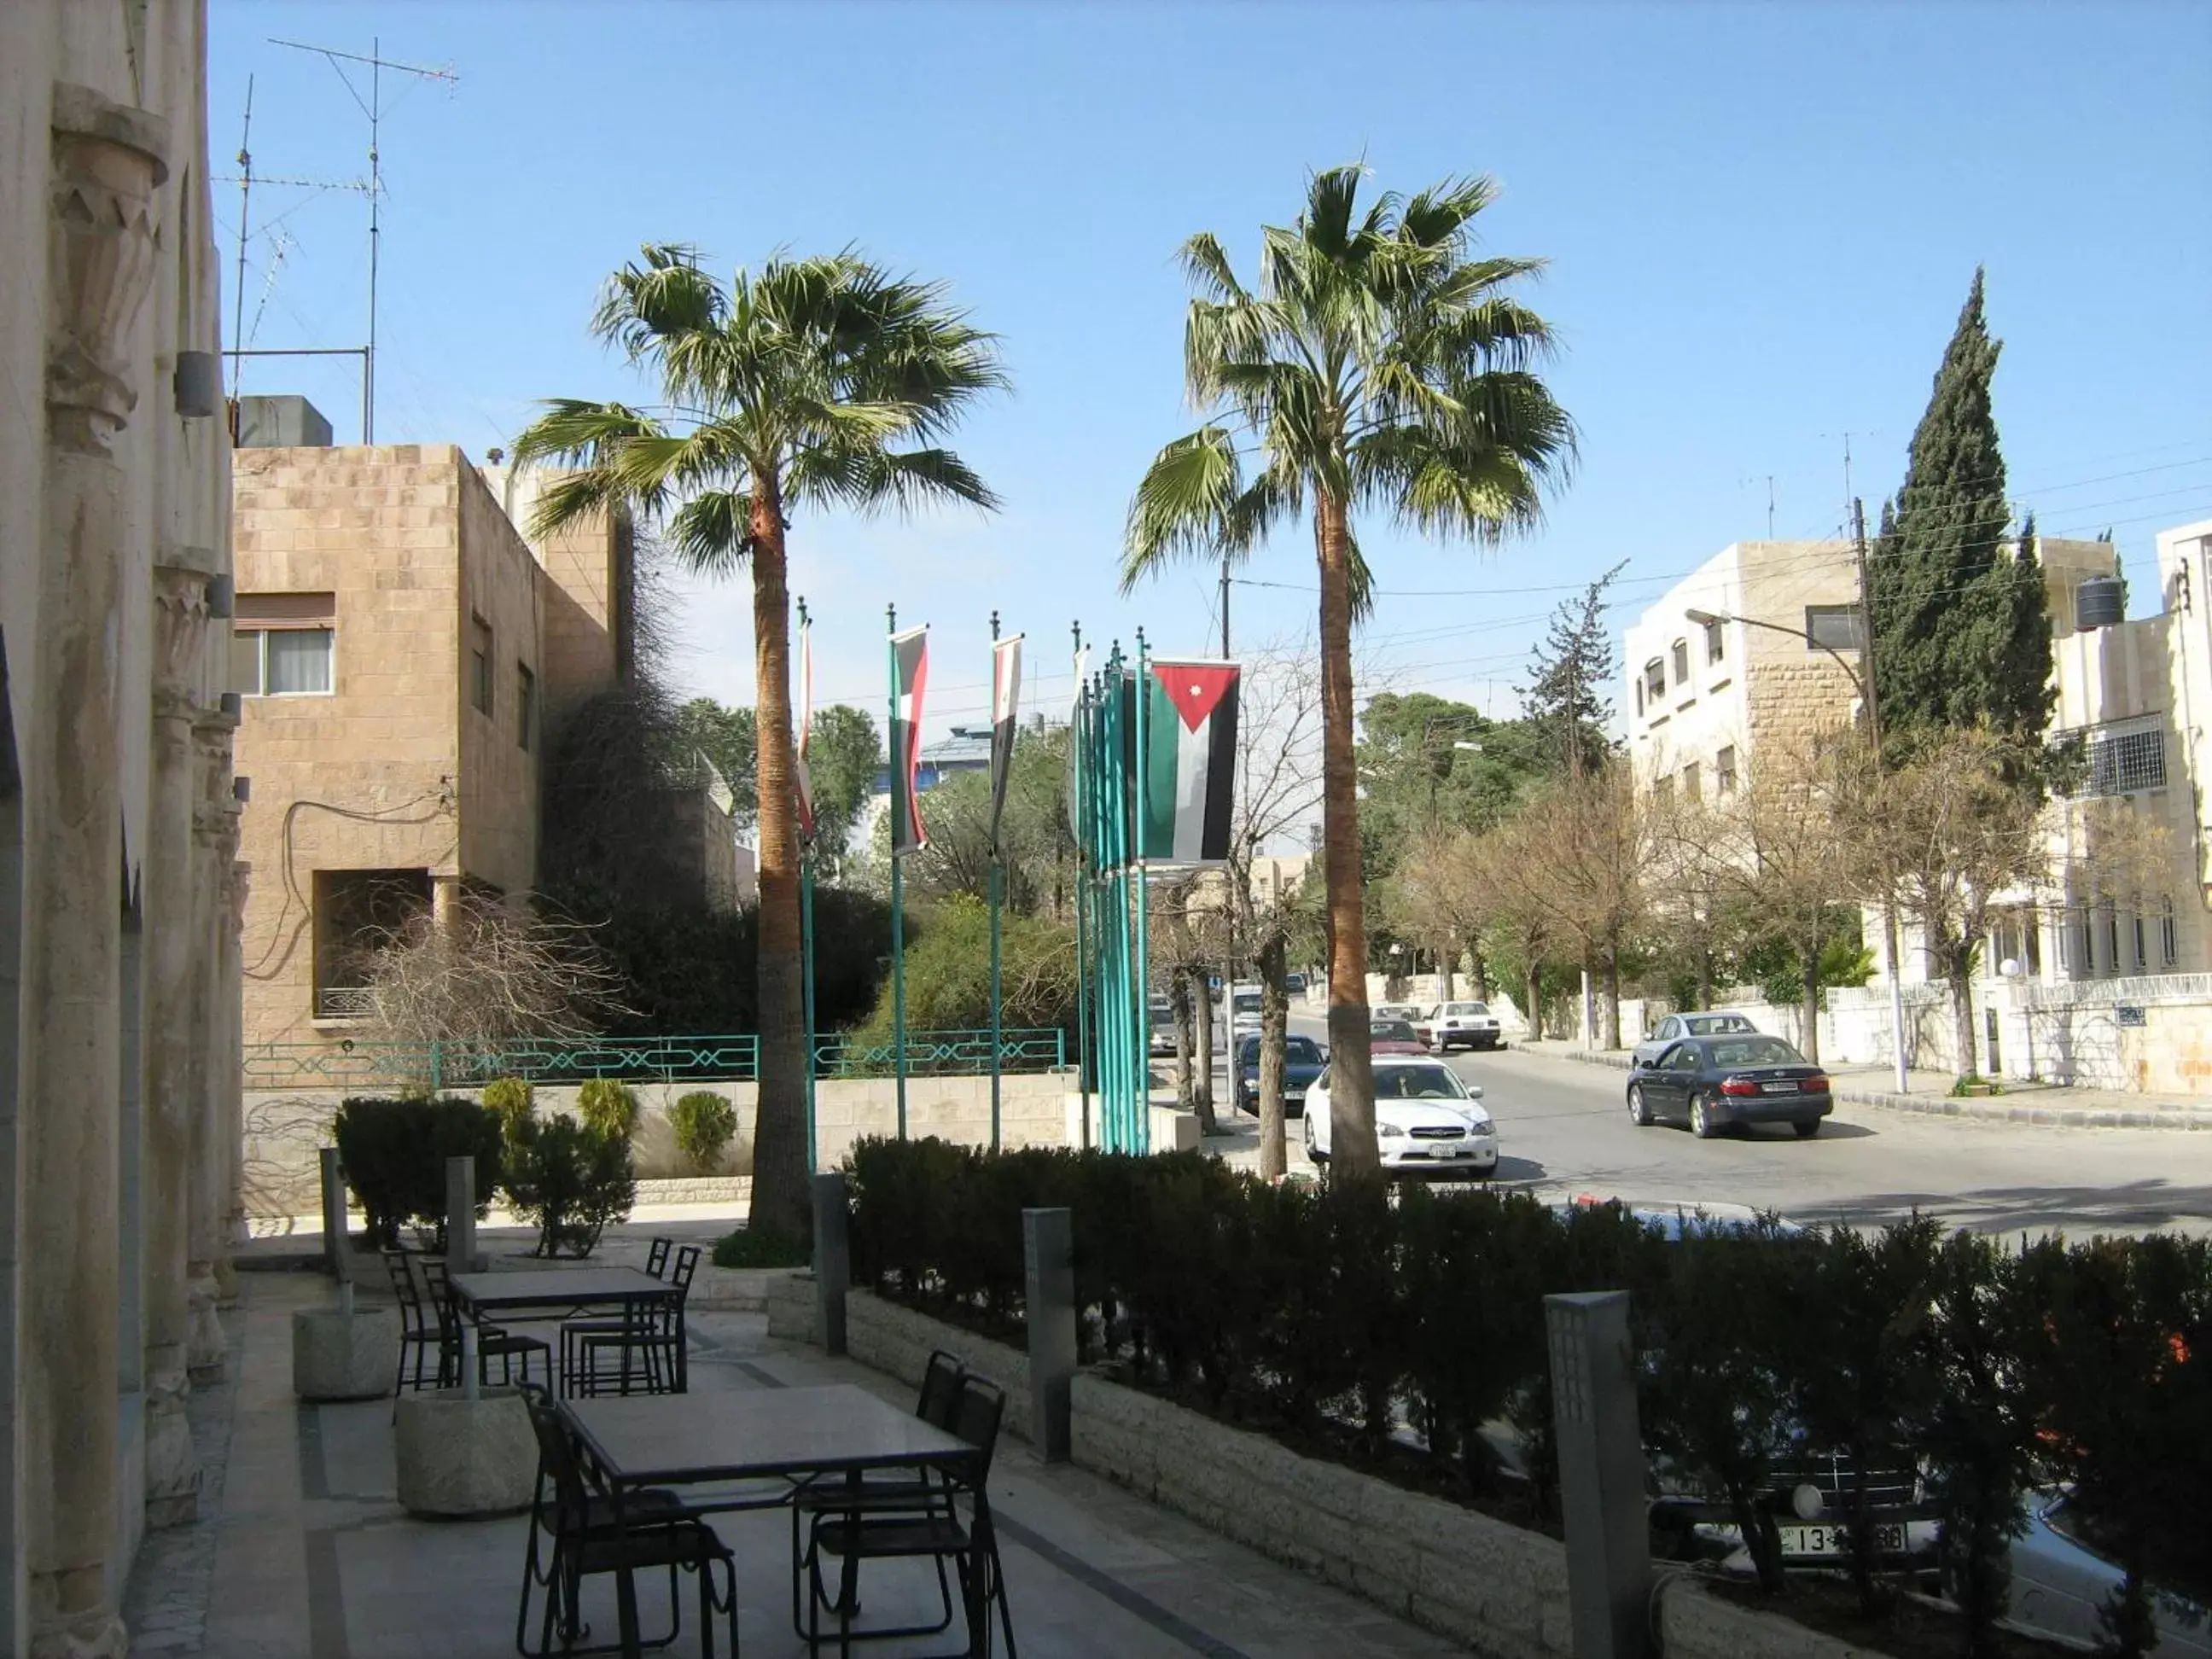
[2075,575,2124,630]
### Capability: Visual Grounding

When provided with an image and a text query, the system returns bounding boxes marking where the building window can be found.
[1682,761,1701,802]
[2023,911,2041,975]
[2133,908,2149,971]
[1653,774,1674,804]
[312,868,431,1020]
[2163,898,2180,968]
[1704,618,1725,666]
[516,662,536,751]
[470,615,494,717]
[1634,678,1644,717]
[2075,724,2167,795]
[233,591,336,696]
[1671,639,1689,684]
[1715,745,1738,795]
[1644,659,1665,703]
[1804,604,1866,652]
[2069,905,2093,975]
[2102,901,2121,978]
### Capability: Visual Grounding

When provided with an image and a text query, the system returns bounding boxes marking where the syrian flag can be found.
[795,611,817,841]
[988,634,1022,851]
[889,625,929,856]
[1138,660,1239,864]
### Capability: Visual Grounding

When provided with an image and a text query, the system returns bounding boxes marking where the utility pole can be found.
[1218,551,1236,1077]
[1854,495,1911,1094]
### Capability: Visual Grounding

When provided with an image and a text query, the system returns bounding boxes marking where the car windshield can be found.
[1284,1037,1322,1063]
[1150,1006,1173,1026]
[1370,1021,1417,1043]
[1232,993,1261,1015]
[1685,1014,1755,1034]
[1707,1036,1805,1068]
[1373,1064,1469,1101]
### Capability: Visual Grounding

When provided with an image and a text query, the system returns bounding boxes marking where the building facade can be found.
[1,3,243,1650]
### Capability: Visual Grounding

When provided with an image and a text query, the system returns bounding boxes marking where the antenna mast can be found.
[270,34,457,442]
[231,76,253,406]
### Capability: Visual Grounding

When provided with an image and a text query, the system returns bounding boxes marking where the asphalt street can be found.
[1201,1012,2212,1237]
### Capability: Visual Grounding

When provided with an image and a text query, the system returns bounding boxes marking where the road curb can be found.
[1548,1047,2212,1132]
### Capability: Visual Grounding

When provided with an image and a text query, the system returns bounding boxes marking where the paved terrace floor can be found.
[126,1271,1458,1659]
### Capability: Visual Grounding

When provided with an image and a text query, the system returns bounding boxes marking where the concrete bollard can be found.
[445,1155,477,1275]
[812,1173,849,1356]
[1022,1208,1075,1463]
[1546,1290,1650,1659]
[320,1147,348,1278]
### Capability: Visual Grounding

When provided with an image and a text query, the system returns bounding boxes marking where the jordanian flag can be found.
[890,625,928,856]
[1138,660,1239,864]
[988,633,1022,850]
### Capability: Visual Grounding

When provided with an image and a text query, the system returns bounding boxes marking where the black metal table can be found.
[448,1267,684,1392]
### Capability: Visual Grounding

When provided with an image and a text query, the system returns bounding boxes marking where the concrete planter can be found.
[394,1387,537,1519]
[290,1306,401,1402]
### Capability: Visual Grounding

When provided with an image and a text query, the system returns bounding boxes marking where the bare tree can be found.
[1516,761,1663,1048]
[1456,818,1555,1040]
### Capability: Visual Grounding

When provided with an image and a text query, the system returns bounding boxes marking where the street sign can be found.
[2116,1004,2147,1027]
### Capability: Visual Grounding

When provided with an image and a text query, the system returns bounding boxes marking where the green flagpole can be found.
[888,603,907,1138]
[799,597,818,1173]
[988,610,1004,1152]
[1070,624,1091,1148]
[1134,628,1152,1155]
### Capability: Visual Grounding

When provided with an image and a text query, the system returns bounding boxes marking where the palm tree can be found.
[513,245,1005,1237]
[1122,167,1574,1179]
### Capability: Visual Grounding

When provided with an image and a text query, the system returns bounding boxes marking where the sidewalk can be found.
[1516,1039,2212,1132]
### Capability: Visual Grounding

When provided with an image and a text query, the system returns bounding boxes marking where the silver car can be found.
[1631,1010,1762,1068]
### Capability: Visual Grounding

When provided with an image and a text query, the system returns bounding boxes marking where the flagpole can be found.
[798,597,818,1174]
[988,611,1004,1152]
[1134,628,1153,1154]
[888,602,907,1138]
[1070,624,1091,1150]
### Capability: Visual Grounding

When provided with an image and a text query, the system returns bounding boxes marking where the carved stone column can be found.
[140,562,211,1524]
[185,713,238,1384]
[26,82,168,1659]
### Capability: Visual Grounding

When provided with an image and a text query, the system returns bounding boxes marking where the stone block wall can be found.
[453,460,545,899]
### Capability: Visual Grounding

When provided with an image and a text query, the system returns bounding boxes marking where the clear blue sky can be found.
[211,2,2212,740]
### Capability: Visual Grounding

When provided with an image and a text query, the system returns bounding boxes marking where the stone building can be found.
[230,438,741,1059]
[1,2,243,1650]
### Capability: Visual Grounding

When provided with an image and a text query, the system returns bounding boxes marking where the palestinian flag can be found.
[795,611,817,841]
[988,633,1022,851]
[1138,659,1238,864]
[890,625,928,856]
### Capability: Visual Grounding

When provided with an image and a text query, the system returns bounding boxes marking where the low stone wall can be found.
[782,1287,1870,1659]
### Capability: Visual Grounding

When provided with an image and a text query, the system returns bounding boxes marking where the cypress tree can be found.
[1868,270,2055,748]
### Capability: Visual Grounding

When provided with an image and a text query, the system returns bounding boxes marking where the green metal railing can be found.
[242,1028,1067,1090]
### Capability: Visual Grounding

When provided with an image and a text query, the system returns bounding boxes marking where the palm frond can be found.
[666,489,757,578]
[1178,233,1249,306]
[1121,426,1247,589]
[1396,176,1498,251]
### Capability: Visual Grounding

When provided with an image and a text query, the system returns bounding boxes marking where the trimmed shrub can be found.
[711,1225,808,1269]
[502,1113,636,1259]
[671,1091,738,1174]
[574,1078,640,1142]
[481,1076,535,1144]
[332,1096,503,1251]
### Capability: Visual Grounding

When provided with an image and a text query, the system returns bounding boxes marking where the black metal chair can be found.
[514,1383,738,1659]
[566,1243,699,1397]
[787,1349,968,1639]
[802,1375,1017,1658]
[644,1237,672,1278]
[384,1249,445,1419]
[418,1257,553,1392]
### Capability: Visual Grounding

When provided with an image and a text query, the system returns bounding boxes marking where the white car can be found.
[1303,1057,1499,1175]
[1419,999,1504,1052]
[2000,1491,2209,1656]
[1631,1009,1763,1068]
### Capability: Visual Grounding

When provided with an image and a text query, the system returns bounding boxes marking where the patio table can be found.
[562,1386,976,1655]
[449,1267,684,1392]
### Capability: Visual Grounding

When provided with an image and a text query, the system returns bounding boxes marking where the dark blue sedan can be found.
[1625,1034,1833,1139]
[1234,1033,1326,1116]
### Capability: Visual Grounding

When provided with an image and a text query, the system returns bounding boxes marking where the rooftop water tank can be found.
[2075,574,2124,631]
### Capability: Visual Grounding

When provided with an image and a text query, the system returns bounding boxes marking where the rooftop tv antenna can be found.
[268,35,457,440]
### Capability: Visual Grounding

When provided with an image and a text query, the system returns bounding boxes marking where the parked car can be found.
[1233,1033,1328,1116]
[1415,999,1504,1052]
[1304,1057,1498,1176]
[1654,1440,1940,1577]
[1373,1001,1423,1024]
[1225,989,1265,1039]
[1368,1018,1428,1057]
[1284,971,1307,996]
[1149,1001,1178,1058]
[1626,1034,1832,1138]
[2000,1489,2210,1656]
[1631,1009,1762,1068]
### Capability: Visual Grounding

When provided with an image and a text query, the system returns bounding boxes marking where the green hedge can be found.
[846,1139,2212,1650]
[333,1097,504,1251]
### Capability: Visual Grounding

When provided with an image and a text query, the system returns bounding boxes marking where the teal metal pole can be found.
[989,612,1004,1152]
[888,604,907,1138]
[801,854,818,1172]
[1070,627,1092,1146]
[1134,631,1152,1155]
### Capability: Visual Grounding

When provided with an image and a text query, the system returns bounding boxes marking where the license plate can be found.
[1778,1522,1906,1557]
[1285,1093,1304,1105]
[1761,1081,1799,1093]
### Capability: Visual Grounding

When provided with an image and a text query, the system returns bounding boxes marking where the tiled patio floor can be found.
[127,1272,1462,1658]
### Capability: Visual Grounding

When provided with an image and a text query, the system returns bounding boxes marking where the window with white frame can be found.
[1804,603,1866,652]
[1715,745,1738,795]
[1704,618,1725,666]
[1682,760,1701,802]
[1671,639,1690,684]
[233,591,335,696]
[1644,659,1665,704]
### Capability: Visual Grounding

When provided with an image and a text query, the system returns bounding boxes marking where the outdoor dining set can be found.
[377,1241,1016,1658]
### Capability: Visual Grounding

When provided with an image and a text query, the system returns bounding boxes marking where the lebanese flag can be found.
[988,634,1022,850]
[795,613,817,841]
[1138,660,1238,864]
[890,625,928,855]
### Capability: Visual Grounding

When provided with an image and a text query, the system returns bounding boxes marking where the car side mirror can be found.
[1465,1084,1483,1099]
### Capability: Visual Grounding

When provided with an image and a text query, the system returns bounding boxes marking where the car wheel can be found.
[1628,1084,1653,1126]
[1793,1119,1821,1139]
[1689,1094,1720,1139]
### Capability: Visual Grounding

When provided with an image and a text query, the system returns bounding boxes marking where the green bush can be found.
[501,1113,636,1259]
[671,1091,738,1174]
[481,1077,534,1144]
[841,894,1076,1072]
[332,1097,504,1251]
[711,1225,809,1268]
[574,1078,639,1142]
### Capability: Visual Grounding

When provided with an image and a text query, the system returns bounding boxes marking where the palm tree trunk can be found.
[1947,945,1978,1080]
[1315,490,1377,1179]
[1258,929,1289,1180]
[748,478,809,1239]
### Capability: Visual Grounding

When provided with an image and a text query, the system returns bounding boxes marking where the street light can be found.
[1684,605,1909,1093]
